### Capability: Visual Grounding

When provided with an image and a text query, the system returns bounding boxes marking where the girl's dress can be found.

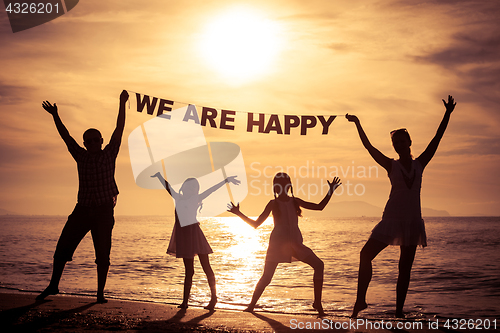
[265,197,315,263]
[167,192,213,258]
[370,159,427,247]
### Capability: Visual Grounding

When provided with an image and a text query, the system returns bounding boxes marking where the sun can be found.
[199,7,283,83]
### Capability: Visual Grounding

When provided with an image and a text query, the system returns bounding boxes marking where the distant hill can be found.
[0,204,451,217]
[0,208,19,215]
[306,201,450,217]
[421,207,450,217]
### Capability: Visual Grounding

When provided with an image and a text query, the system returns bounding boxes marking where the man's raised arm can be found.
[110,90,128,145]
[42,101,74,146]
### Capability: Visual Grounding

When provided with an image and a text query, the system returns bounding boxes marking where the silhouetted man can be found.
[37,90,129,303]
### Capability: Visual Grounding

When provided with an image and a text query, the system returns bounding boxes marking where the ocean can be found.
[0,215,499,320]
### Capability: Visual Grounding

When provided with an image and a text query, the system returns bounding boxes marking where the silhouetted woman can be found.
[152,172,240,310]
[228,172,341,316]
[346,95,456,318]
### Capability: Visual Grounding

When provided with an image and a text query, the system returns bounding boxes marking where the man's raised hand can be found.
[42,101,58,115]
[120,90,129,104]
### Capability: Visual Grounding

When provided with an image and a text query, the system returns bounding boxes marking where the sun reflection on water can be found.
[201,216,273,309]
[218,216,268,258]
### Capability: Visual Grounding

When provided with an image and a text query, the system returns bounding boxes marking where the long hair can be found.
[272,172,302,217]
[179,178,203,213]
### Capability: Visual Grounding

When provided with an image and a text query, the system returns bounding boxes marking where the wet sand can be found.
[0,292,473,332]
[0,292,329,332]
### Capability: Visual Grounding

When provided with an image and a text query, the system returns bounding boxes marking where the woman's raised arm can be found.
[417,95,456,169]
[227,201,273,229]
[346,114,392,172]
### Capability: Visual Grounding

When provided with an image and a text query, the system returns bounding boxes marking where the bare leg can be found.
[351,238,388,318]
[96,264,109,303]
[199,254,217,310]
[179,258,194,308]
[300,253,325,316]
[91,208,114,304]
[36,259,66,300]
[395,245,417,318]
[245,261,279,312]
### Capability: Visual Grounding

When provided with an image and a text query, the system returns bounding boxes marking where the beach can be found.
[0,292,337,332]
[2,292,488,332]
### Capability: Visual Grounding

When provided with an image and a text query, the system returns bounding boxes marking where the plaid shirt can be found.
[66,137,120,206]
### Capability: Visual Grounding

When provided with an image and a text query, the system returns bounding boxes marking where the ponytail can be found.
[289,184,302,217]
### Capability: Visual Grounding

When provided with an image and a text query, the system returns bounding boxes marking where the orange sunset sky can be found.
[1,0,499,216]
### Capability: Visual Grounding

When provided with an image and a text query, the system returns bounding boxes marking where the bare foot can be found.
[36,285,59,300]
[395,310,405,318]
[351,301,367,318]
[96,297,108,304]
[243,305,255,312]
[178,303,188,309]
[204,297,217,310]
[313,301,326,316]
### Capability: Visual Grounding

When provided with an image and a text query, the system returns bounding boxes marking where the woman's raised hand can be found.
[227,202,240,214]
[226,176,241,185]
[327,177,342,194]
[442,95,456,114]
[345,113,359,123]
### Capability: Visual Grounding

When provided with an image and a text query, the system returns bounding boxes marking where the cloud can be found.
[418,33,500,68]
[0,83,35,105]
[410,4,500,156]
[438,135,500,157]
